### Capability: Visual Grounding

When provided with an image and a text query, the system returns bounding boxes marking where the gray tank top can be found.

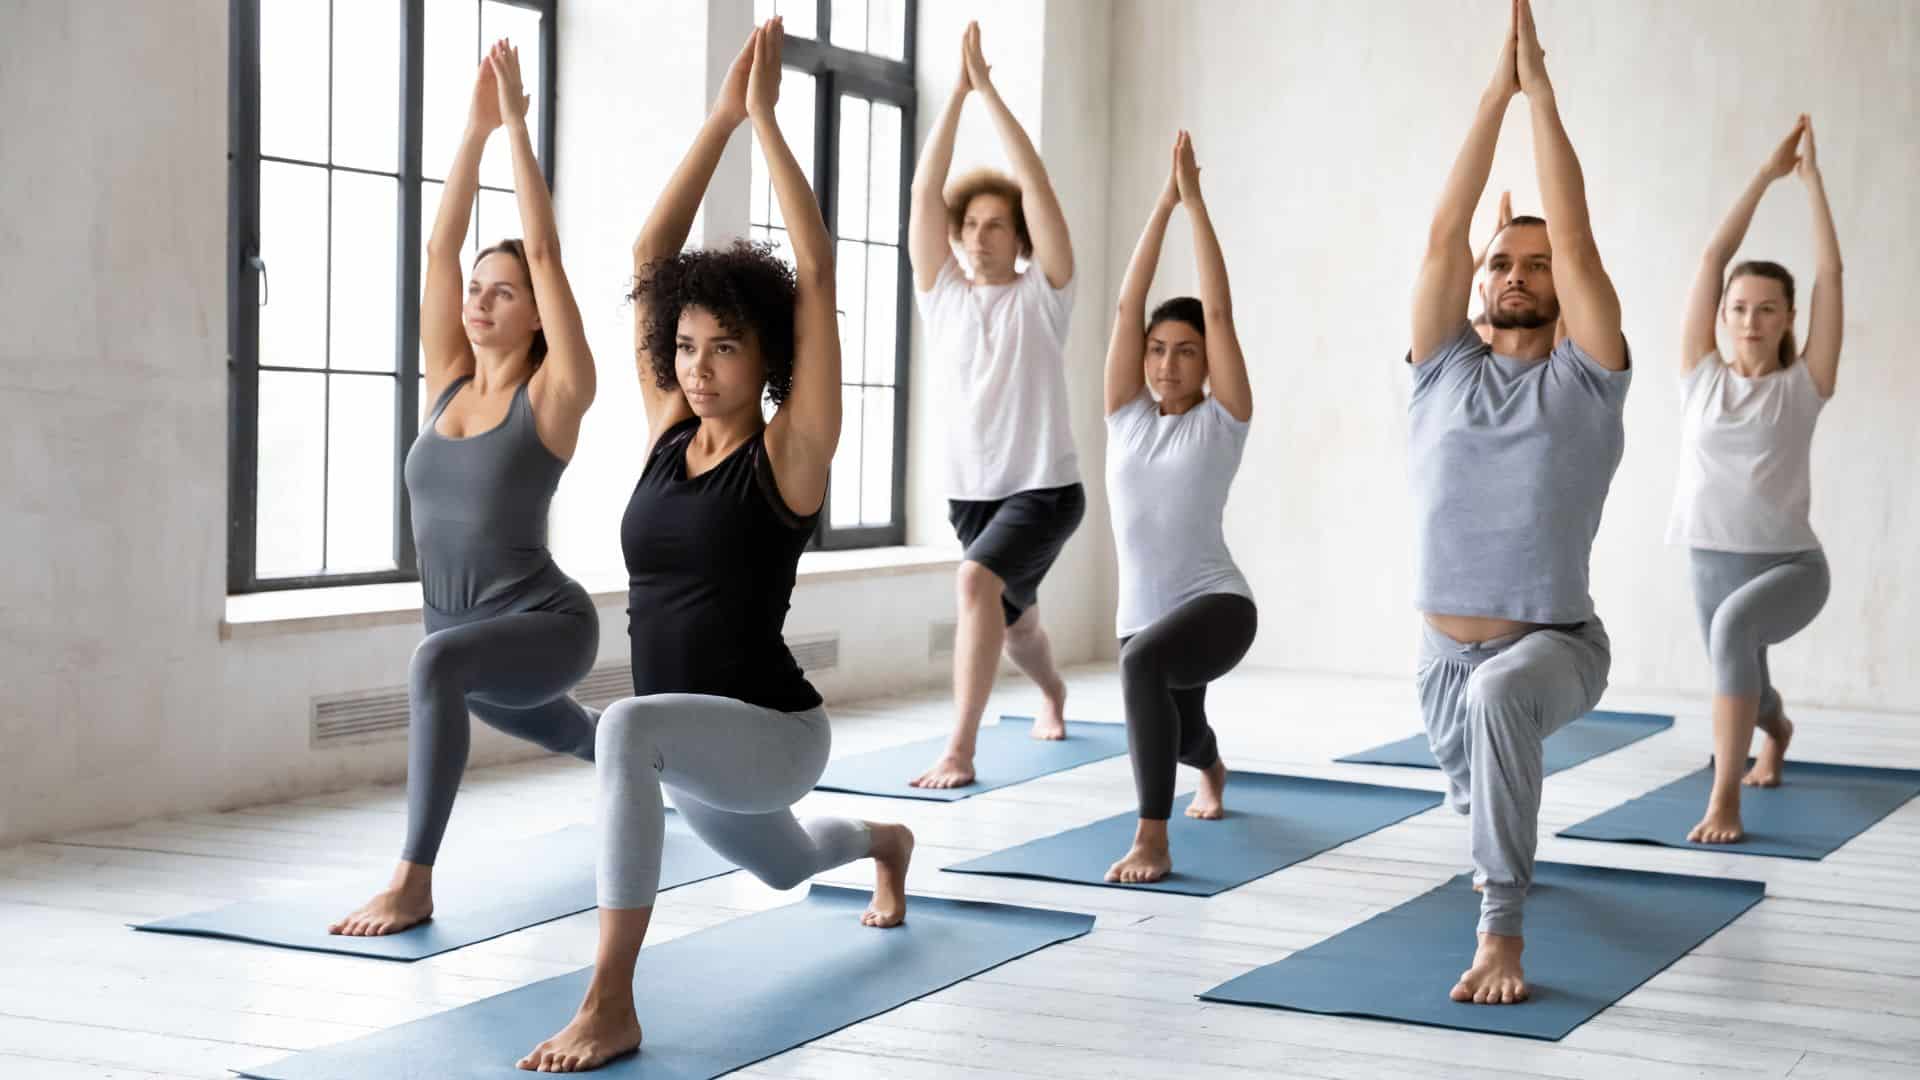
[404,376,570,615]
[1406,322,1631,624]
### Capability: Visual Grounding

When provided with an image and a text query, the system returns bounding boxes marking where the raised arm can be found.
[755,19,839,517]
[963,23,1073,288]
[420,58,497,400]
[1412,8,1517,363]
[1104,141,1177,415]
[1177,132,1250,422]
[908,36,969,292]
[489,42,593,456]
[1680,119,1802,375]
[631,30,756,445]
[1473,191,1514,275]
[1796,117,1843,397]
[1517,0,1624,370]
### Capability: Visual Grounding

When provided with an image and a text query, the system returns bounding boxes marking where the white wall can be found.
[0,0,967,847]
[1103,0,1920,712]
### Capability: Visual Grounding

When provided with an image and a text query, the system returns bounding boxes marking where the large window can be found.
[752,0,916,549]
[228,0,557,592]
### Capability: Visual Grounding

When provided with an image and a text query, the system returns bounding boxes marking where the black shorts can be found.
[948,483,1086,626]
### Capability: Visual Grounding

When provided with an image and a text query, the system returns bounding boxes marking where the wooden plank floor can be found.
[3,664,1917,1078]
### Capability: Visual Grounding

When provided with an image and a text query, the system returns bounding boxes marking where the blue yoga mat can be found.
[1337,710,1673,775]
[1559,758,1920,859]
[813,715,1128,802]
[133,816,734,961]
[235,885,1094,1079]
[1201,861,1764,1040]
[942,772,1443,895]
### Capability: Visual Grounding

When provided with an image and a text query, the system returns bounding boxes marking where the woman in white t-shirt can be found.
[1670,115,1844,846]
[1100,131,1257,885]
[906,22,1086,791]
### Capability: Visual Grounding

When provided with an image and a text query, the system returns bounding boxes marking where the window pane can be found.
[868,102,902,243]
[330,172,400,372]
[259,0,328,162]
[767,0,816,40]
[865,243,898,385]
[331,0,401,173]
[423,0,482,182]
[836,97,869,242]
[836,239,866,379]
[418,178,479,303]
[831,0,868,52]
[861,387,894,525]
[480,1,544,189]
[867,0,907,61]
[259,161,329,370]
[476,187,521,248]
[256,371,327,578]
[829,385,861,528]
[326,375,398,571]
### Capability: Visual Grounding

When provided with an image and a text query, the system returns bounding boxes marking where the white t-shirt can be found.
[1666,352,1827,553]
[1105,389,1253,637]
[915,256,1080,500]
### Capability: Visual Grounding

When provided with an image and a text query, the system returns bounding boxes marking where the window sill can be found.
[220,545,963,641]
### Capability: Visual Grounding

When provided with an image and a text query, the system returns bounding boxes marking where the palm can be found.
[1766,120,1804,180]
[1174,133,1200,201]
[488,42,529,123]
[717,31,754,121]
[1795,117,1819,181]
[747,19,782,118]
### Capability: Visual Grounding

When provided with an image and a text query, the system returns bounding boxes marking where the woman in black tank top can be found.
[520,22,913,1072]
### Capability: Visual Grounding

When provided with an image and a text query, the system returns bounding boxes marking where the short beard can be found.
[1487,295,1560,330]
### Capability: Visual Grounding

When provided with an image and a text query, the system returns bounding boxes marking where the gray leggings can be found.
[1417,618,1610,937]
[1689,548,1829,716]
[595,694,872,909]
[402,583,600,865]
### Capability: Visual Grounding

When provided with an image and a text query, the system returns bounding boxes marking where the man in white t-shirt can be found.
[906,21,1084,790]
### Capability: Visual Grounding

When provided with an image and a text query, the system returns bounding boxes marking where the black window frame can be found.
[778,1,917,551]
[227,0,559,594]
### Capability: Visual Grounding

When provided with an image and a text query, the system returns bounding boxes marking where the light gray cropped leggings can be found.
[1689,549,1829,717]
[1417,618,1610,937]
[595,694,872,909]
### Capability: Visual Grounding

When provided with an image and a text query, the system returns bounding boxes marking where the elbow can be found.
[522,237,560,265]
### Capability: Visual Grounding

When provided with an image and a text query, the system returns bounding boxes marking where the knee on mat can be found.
[744,858,810,892]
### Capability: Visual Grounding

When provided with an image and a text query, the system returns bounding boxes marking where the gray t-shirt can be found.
[1406,322,1631,623]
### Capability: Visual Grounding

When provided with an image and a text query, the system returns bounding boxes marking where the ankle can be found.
[387,861,433,893]
[1131,819,1170,848]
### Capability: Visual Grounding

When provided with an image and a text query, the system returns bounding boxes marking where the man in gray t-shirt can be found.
[1405,0,1631,1009]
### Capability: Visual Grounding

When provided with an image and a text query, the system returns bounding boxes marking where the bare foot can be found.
[1186,759,1229,820]
[1744,713,1793,787]
[1105,820,1172,884]
[909,752,975,789]
[1450,932,1528,1004]
[1687,796,1745,844]
[329,866,433,937]
[1030,703,1067,741]
[518,996,643,1072]
[862,823,914,928]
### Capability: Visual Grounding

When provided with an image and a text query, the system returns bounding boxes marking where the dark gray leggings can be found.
[1689,548,1829,718]
[402,582,600,864]
[1119,593,1258,820]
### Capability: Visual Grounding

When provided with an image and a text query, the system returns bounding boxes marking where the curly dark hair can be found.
[630,239,797,406]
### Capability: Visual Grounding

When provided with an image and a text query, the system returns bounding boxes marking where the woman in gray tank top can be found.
[1099,132,1257,887]
[330,41,601,939]
[1672,115,1844,846]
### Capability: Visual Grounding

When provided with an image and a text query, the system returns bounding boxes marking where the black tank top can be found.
[621,417,821,712]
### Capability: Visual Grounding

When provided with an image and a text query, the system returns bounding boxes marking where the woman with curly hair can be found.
[518,20,912,1073]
